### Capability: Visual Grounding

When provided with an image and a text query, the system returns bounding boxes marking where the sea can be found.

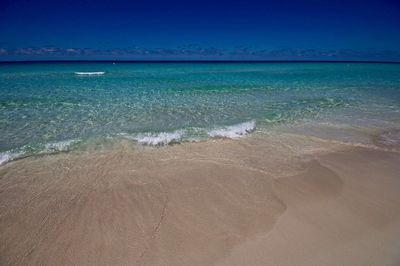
[1,62,400,165]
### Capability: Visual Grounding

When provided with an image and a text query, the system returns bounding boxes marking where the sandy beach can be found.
[2,0,400,263]
[1,128,400,265]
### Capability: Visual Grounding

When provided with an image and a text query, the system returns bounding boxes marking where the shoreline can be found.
[2,119,399,167]
[1,129,400,265]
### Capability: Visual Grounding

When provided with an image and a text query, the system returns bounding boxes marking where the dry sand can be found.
[1,131,400,265]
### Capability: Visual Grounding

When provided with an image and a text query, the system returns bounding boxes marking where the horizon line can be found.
[1,59,400,64]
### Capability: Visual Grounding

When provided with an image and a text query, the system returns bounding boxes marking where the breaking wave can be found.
[0,121,257,166]
[120,120,256,146]
[207,120,256,139]
[0,139,80,166]
[0,150,22,166]
[122,130,185,146]
[43,139,81,152]
[74,72,105,75]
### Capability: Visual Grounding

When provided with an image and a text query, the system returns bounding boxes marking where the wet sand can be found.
[1,132,400,265]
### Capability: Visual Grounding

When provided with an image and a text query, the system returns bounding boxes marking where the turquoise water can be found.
[1,62,400,163]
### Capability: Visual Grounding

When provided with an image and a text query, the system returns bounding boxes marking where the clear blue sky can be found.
[0,0,399,60]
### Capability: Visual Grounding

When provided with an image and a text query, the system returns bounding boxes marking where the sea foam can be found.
[208,120,256,139]
[0,151,22,166]
[126,130,185,146]
[120,121,257,146]
[0,139,80,166]
[43,139,80,152]
[74,72,105,75]
[0,122,257,166]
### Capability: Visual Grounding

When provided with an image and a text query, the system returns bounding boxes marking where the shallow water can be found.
[1,62,400,164]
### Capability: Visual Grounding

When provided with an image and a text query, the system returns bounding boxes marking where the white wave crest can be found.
[43,139,80,152]
[0,139,80,166]
[129,130,185,146]
[0,150,22,166]
[208,120,256,139]
[74,72,105,75]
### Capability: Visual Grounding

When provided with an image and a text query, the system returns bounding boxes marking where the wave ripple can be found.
[207,120,256,139]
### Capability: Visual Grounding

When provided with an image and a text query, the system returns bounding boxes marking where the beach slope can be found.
[1,137,400,265]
